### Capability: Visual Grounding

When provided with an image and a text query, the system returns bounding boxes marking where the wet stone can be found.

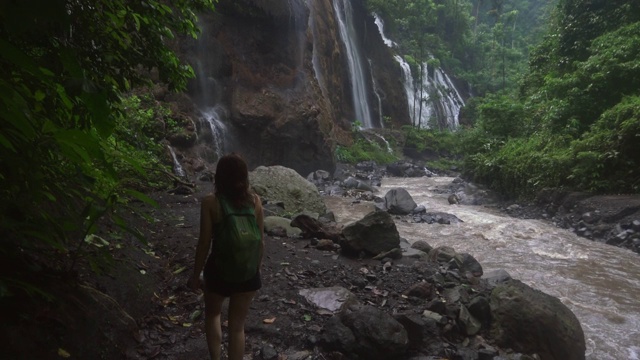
[261,344,278,360]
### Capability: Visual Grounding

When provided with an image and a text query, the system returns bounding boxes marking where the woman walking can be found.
[188,153,264,360]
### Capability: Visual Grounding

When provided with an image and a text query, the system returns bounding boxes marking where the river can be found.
[324,176,640,360]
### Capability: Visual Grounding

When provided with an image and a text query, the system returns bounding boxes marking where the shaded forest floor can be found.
[3,180,438,359]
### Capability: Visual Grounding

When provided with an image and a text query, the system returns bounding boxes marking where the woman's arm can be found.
[188,195,215,290]
[255,194,265,270]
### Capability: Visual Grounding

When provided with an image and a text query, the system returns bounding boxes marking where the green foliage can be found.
[570,96,640,192]
[402,125,460,154]
[461,1,640,197]
[476,94,526,138]
[0,0,215,299]
[463,134,573,198]
[105,94,174,193]
[556,0,640,65]
[335,137,399,165]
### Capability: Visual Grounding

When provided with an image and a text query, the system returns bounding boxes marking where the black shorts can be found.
[203,256,262,297]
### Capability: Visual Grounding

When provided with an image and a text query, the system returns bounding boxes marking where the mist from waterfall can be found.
[333,0,373,128]
[193,18,229,159]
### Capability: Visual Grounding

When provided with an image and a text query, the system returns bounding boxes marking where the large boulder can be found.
[299,286,358,313]
[249,165,326,215]
[384,188,417,215]
[342,211,400,255]
[322,304,408,359]
[490,279,586,360]
[263,216,302,237]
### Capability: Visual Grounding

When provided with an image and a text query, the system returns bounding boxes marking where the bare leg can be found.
[204,291,225,360]
[227,291,256,360]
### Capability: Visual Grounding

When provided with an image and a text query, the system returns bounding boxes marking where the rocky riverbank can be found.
[127,164,583,360]
[3,162,594,360]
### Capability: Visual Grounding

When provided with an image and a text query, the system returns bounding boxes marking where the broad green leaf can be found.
[34,90,45,101]
[53,129,104,163]
[124,189,158,207]
[113,214,148,245]
[0,133,16,152]
[81,91,114,137]
[119,153,144,174]
[56,84,74,110]
[0,39,45,79]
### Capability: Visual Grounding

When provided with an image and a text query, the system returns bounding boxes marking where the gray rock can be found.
[323,304,408,359]
[429,246,456,263]
[384,188,417,215]
[490,279,586,360]
[458,305,482,336]
[468,296,492,328]
[299,286,358,313]
[411,240,433,254]
[250,165,326,215]
[451,253,484,278]
[260,344,278,360]
[264,216,302,237]
[483,269,512,286]
[343,176,359,189]
[342,211,400,255]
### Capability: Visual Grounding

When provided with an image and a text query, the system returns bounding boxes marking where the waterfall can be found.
[371,132,393,153]
[433,68,464,129]
[375,12,465,129]
[392,55,464,130]
[368,58,384,128]
[309,0,328,100]
[167,146,186,177]
[200,106,227,159]
[373,13,396,48]
[333,0,373,128]
[394,55,433,128]
[192,18,230,160]
[416,63,435,129]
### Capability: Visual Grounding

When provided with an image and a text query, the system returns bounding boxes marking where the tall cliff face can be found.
[172,0,410,176]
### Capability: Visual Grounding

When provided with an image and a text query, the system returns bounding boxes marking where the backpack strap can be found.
[218,196,255,217]
[211,195,224,224]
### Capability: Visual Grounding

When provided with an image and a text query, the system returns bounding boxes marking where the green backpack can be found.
[212,196,262,283]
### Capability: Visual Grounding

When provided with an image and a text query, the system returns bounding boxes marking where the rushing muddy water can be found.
[324,176,640,360]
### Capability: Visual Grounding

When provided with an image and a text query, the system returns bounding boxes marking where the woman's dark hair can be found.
[214,153,253,208]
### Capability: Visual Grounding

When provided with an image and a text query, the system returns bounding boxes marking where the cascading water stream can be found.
[373,14,397,48]
[433,68,464,129]
[324,176,640,360]
[368,58,384,127]
[167,145,185,177]
[308,0,328,101]
[333,0,373,128]
[200,106,227,160]
[370,132,392,153]
[394,55,433,128]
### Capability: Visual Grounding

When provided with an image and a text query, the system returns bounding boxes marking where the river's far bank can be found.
[497,188,640,255]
